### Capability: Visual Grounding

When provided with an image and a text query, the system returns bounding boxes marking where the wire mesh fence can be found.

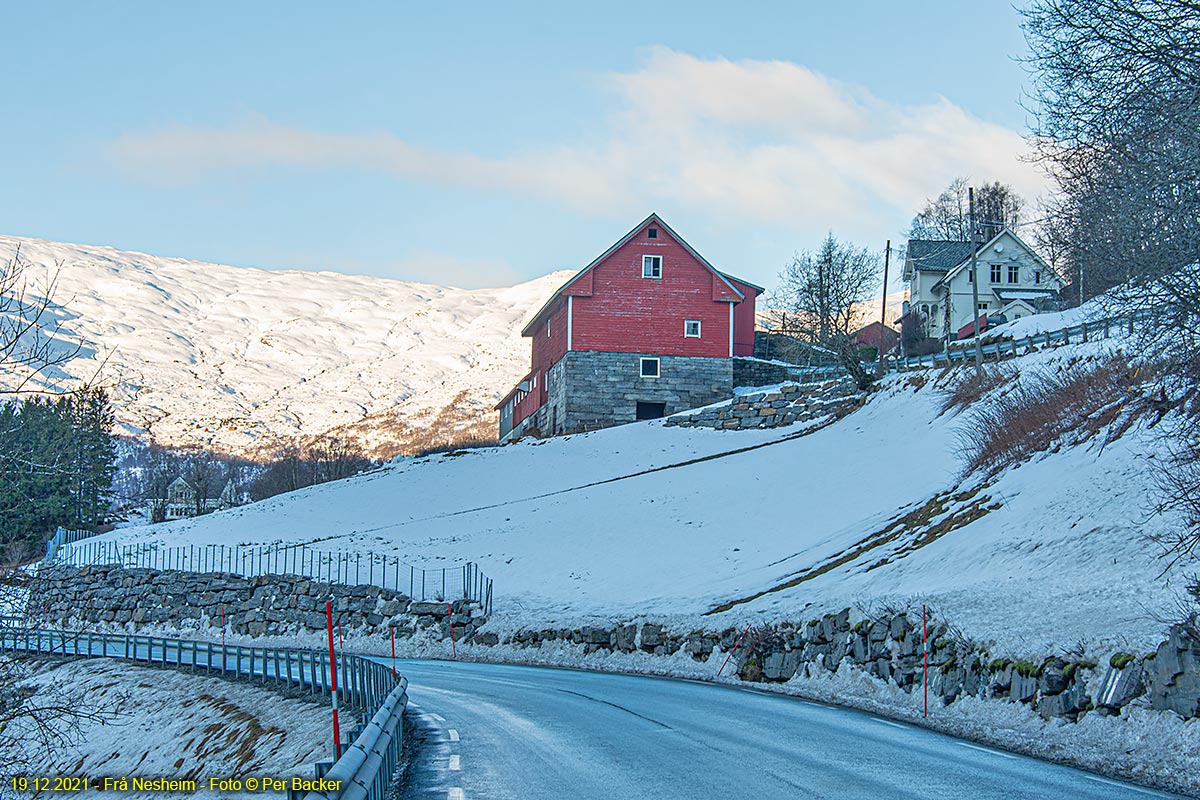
[51,538,493,615]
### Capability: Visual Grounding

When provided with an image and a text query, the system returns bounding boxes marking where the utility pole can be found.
[969,187,982,373]
[877,240,890,376]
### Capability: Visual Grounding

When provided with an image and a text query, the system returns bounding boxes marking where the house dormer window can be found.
[1008,265,1020,283]
[684,319,701,338]
[990,264,1002,283]
[642,255,662,278]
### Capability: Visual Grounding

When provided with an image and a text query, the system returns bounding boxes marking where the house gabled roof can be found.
[520,213,755,337]
[933,227,1058,289]
[905,240,976,274]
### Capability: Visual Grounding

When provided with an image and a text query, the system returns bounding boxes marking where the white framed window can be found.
[642,255,662,279]
[640,357,660,378]
[977,302,990,312]
[684,319,701,338]
[1008,265,1020,284]
[1034,271,1042,285]
[968,269,974,283]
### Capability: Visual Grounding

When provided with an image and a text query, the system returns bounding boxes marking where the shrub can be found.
[956,353,1147,476]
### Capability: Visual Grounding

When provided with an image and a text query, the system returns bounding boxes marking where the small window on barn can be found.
[642,255,662,279]
[648,228,658,239]
[546,320,551,338]
[640,357,660,378]
[684,319,701,338]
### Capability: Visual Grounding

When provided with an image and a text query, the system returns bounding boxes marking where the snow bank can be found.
[0,658,332,798]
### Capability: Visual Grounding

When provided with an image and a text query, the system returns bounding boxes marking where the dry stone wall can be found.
[28,564,486,642]
[663,378,863,430]
[492,610,1200,723]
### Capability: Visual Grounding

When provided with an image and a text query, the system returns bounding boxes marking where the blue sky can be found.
[1,2,1040,291]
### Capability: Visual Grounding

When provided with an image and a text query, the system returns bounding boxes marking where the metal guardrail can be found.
[48,539,493,615]
[0,626,408,800]
[886,311,1150,372]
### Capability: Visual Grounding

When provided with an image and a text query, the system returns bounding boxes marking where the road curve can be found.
[378,658,1182,800]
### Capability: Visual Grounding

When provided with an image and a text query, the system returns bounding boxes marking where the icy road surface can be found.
[385,659,1182,800]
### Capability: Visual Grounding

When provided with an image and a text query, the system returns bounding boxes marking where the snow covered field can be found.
[82,336,1188,656]
[0,234,567,456]
[1,658,331,797]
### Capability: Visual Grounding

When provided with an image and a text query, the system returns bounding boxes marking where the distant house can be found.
[902,228,1065,343]
[852,322,899,356]
[496,213,762,441]
[150,477,240,522]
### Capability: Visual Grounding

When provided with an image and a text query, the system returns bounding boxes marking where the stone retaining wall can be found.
[28,564,487,642]
[491,610,1200,722]
[663,378,863,430]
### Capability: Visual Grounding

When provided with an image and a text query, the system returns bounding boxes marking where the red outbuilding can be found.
[497,213,761,439]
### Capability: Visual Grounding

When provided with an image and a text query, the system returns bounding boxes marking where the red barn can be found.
[497,213,762,440]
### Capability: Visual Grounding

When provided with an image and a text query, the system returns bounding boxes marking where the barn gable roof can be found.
[520,213,757,337]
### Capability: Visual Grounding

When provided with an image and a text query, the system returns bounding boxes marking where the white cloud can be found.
[107,48,1045,238]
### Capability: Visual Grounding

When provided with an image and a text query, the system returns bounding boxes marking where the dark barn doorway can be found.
[635,401,667,420]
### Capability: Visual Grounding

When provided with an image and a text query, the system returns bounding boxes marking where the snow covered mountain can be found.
[0,234,569,458]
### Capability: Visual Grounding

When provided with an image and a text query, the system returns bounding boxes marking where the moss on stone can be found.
[1110,652,1135,670]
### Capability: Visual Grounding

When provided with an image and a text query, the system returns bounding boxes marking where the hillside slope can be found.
[91,337,1187,654]
[0,234,568,457]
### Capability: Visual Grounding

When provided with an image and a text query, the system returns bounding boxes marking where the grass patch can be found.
[956,352,1153,477]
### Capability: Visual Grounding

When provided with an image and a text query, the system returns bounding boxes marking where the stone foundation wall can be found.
[523,351,734,436]
[664,378,863,430]
[28,564,487,642]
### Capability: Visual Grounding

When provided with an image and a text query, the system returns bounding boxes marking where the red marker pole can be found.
[326,601,341,759]
[717,623,753,678]
[446,603,457,659]
[922,604,928,718]
[390,626,397,680]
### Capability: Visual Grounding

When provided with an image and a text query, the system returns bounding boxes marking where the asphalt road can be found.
[382,658,1181,800]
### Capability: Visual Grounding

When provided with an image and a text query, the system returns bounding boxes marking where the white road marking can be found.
[870,716,908,730]
[957,742,1019,760]
[448,789,464,800]
[448,729,460,742]
[448,754,461,771]
[431,713,446,722]
[1084,774,1164,796]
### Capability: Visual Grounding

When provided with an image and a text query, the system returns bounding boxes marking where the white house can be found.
[151,476,240,522]
[903,228,1065,341]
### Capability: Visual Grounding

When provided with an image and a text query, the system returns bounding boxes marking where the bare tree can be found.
[308,433,371,484]
[0,566,129,784]
[0,246,80,396]
[1022,0,1200,303]
[774,233,881,389]
[908,178,1024,242]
